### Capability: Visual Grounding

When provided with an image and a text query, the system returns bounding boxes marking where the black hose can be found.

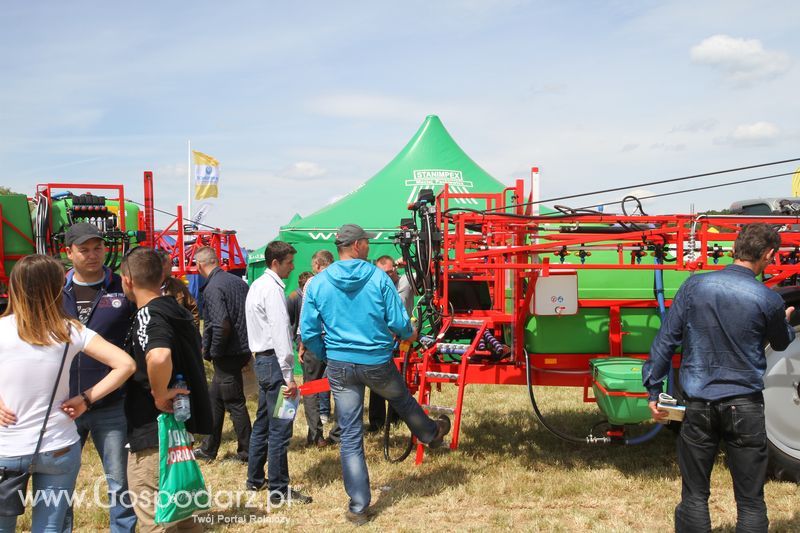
[382,348,415,463]
[525,351,604,445]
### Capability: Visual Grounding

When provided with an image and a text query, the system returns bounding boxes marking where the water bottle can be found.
[172,374,191,422]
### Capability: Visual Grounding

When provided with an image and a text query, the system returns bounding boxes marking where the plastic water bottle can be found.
[172,374,191,422]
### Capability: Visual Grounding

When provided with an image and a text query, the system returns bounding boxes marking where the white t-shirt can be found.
[0,315,97,457]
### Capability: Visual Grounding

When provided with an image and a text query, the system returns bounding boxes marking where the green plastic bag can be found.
[155,413,211,525]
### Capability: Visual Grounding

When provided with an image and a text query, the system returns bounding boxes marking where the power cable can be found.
[126,199,220,231]
[570,170,797,213]
[483,157,800,212]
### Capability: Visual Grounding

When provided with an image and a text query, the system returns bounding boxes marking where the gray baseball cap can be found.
[335,224,377,246]
[65,223,104,247]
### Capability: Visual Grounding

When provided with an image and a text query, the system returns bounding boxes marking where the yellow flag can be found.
[193,150,219,199]
[792,166,800,197]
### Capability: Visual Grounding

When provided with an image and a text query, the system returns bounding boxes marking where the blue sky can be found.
[2,1,798,247]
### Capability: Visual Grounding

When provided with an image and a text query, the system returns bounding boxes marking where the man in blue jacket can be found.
[643,223,795,533]
[62,223,137,532]
[301,224,450,525]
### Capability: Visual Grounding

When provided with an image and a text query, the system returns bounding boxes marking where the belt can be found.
[685,391,763,405]
[255,349,276,357]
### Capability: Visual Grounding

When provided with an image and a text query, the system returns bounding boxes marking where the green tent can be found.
[246,115,508,289]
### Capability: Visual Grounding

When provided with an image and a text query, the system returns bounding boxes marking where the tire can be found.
[764,324,800,482]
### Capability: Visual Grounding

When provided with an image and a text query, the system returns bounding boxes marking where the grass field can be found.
[16,380,800,532]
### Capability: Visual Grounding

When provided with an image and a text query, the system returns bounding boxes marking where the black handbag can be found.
[0,342,70,517]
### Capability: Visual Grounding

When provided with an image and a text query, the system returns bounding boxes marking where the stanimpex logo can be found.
[405,169,477,205]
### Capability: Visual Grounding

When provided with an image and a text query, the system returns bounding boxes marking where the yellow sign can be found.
[792,167,800,197]
[192,150,219,199]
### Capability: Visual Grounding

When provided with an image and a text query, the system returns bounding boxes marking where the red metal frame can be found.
[152,208,247,276]
[405,179,800,462]
[9,173,246,280]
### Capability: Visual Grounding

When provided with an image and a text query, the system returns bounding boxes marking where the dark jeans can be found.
[326,358,438,514]
[302,350,340,443]
[675,394,768,533]
[368,389,400,430]
[64,399,136,533]
[319,368,331,418]
[202,367,252,459]
[302,350,326,443]
[247,354,293,493]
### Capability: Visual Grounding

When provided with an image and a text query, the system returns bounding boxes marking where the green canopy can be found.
[247,115,507,288]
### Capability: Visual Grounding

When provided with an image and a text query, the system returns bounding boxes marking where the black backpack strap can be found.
[28,341,71,473]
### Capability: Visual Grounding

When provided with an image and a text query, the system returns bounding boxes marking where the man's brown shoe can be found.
[427,415,451,448]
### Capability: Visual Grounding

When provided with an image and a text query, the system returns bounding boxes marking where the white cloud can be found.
[690,34,791,84]
[731,121,780,141]
[621,143,638,153]
[715,121,780,146]
[282,161,327,179]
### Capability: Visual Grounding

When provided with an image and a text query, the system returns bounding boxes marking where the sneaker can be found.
[193,448,216,462]
[269,489,312,505]
[320,414,330,424]
[245,480,268,492]
[427,415,451,448]
[346,509,374,526]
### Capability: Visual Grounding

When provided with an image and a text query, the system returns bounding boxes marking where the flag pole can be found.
[187,140,192,222]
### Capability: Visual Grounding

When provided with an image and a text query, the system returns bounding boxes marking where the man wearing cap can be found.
[62,223,137,532]
[300,224,451,525]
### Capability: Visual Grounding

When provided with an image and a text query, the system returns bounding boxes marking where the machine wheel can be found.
[764,326,800,482]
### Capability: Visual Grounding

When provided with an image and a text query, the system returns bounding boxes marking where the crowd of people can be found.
[0,221,792,532]
[0,222,448,530]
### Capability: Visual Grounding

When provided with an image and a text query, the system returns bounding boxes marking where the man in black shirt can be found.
[62,223,137,533]
[121,247,212,533]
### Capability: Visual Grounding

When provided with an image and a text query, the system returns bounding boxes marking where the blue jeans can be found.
[326,359,438,514]
[0,441,82,533]
[64,400,136,533]
[247,355,293,494]
[675,394,769,533]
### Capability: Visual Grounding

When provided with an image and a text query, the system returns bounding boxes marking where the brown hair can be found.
[733,223,782,262]
[265,241,297,266]
[311,249,334,269]
[298,271,313,289]
[2,254,76,345]
[120,247,164,290]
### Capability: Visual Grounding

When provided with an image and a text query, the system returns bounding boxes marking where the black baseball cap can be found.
[65,223,104,247]
[335,224,376,246]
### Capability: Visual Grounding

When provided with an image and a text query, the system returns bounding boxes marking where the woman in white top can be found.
[0,254,135,532]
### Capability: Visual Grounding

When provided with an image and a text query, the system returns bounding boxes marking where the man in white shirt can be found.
[244,241,312,505]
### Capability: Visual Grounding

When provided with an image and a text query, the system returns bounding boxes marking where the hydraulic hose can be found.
[525,351,606,444]
[382,346,415,462]
[625,254,671,445]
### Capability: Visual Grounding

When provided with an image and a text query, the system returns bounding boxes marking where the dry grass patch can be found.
[14,384,800,531]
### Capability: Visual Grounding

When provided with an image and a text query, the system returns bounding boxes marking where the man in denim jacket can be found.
[643,223,795,533]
